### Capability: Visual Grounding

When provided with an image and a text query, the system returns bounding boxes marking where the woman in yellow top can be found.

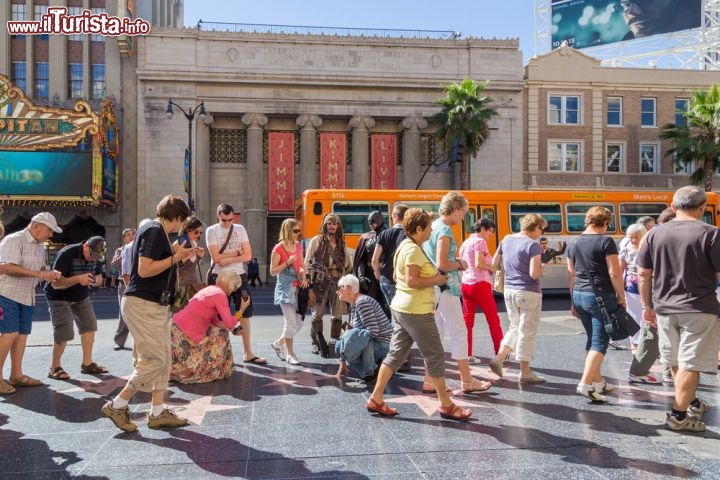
[366,208,472,421]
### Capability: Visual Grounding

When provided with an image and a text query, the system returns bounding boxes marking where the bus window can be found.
[481,207,496,221]
[703,209,714,225]
[509,203,562,233]
[403,202,441,214]
[332,202,389,234]
[464,208,477,234]
[618,203,667,231]
[566,203,616,233]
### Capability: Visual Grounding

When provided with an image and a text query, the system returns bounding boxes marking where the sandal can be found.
[438,403,472,421]
[461,378,492,393]
[48,367,70,380]
[80,362,108,374]
[421,382,452,394]
[8,375,43,387]
[0,379,16,395]
[366,397,398,416]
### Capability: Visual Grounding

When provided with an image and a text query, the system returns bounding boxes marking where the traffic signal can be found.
[451,140,465,163]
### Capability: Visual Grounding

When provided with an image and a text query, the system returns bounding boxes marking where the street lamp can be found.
[165,99,207,212]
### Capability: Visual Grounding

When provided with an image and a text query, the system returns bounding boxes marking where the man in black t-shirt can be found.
[371,203,408,305]
[45,236,107,380]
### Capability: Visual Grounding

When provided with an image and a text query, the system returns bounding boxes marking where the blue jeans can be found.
[351,340,390,378]
[572,290,616,355]
[379,277,396,306]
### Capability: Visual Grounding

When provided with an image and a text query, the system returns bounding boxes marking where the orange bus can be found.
[296,189,719,290]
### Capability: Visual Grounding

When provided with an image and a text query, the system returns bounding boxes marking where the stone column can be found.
[348,116,375,189]
[195,114,213,225]
[296,114,322,193]
[241,113,268,267]
[401,116,428,189]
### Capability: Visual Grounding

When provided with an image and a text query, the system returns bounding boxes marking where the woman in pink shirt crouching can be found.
[170,270,249,383]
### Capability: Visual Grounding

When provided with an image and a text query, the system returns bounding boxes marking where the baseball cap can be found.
[86,236,107,262]
[31,212,62,233]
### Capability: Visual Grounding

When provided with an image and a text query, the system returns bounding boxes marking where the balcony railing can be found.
[196,20,460,40]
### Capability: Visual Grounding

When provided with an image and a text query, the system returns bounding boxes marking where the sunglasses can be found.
[293,229,301,234]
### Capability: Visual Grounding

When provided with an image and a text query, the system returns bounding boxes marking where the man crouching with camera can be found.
[101,195,195,432]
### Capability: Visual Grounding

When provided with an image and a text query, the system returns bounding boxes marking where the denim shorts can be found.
[0,295,35,335]
[572,290,617,355]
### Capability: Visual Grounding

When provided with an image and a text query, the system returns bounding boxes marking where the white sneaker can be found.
[688,398,710,419]
[577,383,607,403]
[628,373,663,384]
[593,379,613,393]
[286,355,300,366]
[666,413,705,432]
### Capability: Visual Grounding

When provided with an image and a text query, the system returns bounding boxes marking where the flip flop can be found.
[244,356,268,365]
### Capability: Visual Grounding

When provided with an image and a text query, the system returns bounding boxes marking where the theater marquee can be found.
[0,74,118,207]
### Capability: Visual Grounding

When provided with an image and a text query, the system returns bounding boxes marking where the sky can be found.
[182,0,538,62]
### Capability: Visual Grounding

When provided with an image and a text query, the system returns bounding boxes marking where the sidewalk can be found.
[2,310,720,479]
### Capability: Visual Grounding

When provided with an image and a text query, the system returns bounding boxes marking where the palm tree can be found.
[434,78,497,190]
[660,84,720,192]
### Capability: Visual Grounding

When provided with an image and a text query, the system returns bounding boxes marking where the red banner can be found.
[267,132,295,211]
[371,134,397,189]
[319,133,346,189]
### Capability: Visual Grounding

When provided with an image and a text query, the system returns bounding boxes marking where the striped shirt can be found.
[0,229,47,306]
[349,294,393,343]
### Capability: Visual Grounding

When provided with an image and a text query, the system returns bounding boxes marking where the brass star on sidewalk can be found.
[165,396,245,426]
[616,384,674,406]
[58,376,130,396]
[384,386,490,416]
[263,367,334,389]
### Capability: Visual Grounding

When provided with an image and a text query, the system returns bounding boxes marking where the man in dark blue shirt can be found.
[45,236,107,380]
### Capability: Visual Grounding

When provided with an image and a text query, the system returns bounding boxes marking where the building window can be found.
[548,142,580,172]
[68,7,83,41]
[91,8,106,42]
[34,62,49,99]
[606,143,624,173]
[640,143,659,173]
[548,95,580,125]
[11,62,26,92]
[641,98,656,127]
[33,4,48,40]
[91,64,106,99]
[11,4,26,21]
[675,98,689,127]
[607,97,622,126]
[68,64,83,98]
[674,155,693,174]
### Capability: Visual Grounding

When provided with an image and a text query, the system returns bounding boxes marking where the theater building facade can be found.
[131,27,525,266]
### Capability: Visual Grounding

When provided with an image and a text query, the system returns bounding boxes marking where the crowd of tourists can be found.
[0,186,717,433]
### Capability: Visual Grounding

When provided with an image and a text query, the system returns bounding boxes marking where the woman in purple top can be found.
[489,213,546,383]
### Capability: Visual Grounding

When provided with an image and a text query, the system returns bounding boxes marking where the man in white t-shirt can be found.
[205,203,267,364]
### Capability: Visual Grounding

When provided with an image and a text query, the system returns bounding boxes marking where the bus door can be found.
[479,204,498,253]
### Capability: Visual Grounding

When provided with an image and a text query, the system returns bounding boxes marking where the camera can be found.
[240,289,249,301]
[177,234,190,248]
[159,290,172,306]
[437,270,449,293]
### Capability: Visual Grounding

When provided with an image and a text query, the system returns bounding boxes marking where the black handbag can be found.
[573,238,640,341]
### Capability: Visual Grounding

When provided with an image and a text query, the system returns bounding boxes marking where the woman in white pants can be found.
[423,191,491,393]
[270,218,308,365]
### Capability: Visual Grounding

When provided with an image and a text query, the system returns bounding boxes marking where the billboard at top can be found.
[551,0,702,50]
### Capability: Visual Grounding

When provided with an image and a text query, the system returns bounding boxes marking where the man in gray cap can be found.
[0,213,63,394]
[44,236,108,380]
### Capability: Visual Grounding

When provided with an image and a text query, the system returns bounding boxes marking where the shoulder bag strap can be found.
[210,226,234,269]
[572,237,606,309]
